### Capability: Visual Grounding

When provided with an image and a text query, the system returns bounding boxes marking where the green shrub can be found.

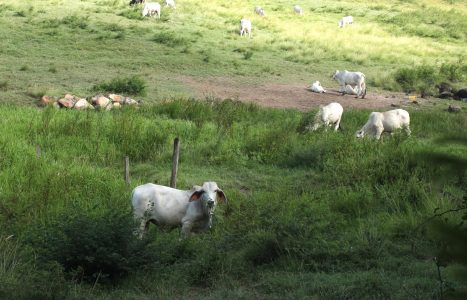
[26,209,150,284]
[92,76,147,96]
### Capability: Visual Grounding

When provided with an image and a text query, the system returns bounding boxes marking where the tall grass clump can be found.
[152,31,191,48]
[392,62,466,96]
[92,76,147,96]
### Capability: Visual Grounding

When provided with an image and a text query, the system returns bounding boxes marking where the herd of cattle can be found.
[58,1,457,239]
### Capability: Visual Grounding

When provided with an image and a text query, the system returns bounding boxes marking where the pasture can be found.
[0,0,465,104]
[0,0,466,299]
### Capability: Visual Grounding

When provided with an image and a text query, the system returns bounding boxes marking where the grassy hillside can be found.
[0,0,465,105]
[0,101,466,299]
[0,1,466,299]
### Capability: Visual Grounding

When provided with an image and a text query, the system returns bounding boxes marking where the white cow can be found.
[142,2,161,18]
[165,0,175,9]
[344,84,358,95]
[309,81,326,93]
[310,102,343,131]
[355,109,411,140]
[131,182,227,239]
[332,70,366,98]
[240,19,252,37]
[293,5,303,15]
[338,16,353,27]
[254,6,265,16]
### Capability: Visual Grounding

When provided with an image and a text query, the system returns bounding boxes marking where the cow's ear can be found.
[189,191,203,202]
[216,189,227,203]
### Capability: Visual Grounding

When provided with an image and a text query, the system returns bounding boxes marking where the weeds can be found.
[92,76,147,96]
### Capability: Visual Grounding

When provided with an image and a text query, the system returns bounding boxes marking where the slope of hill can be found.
[0,0,465,106]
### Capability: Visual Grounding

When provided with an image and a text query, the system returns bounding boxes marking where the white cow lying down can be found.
[142,2,161,18]
[356,109,411,140]
[310,102,343,131]
[332,70,366,98]
[132,182,227,239]
[309,81,326,93]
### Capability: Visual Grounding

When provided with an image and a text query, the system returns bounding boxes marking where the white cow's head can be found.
[355,129,365,138]
[189,182,227,215]
[332,70,339,80]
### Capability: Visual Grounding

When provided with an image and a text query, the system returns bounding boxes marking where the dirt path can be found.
[179,76,412,111]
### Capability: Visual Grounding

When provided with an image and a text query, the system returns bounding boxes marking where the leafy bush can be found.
[394,65,439,96]
[93,76,147,96]
[26,209,150,284]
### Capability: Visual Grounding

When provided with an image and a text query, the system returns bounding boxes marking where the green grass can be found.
[0,0,465,105]
[0,0,466,298]
[0,100,466,298]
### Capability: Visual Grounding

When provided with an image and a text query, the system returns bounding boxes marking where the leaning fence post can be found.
[124,156,130,185]
[170,137,180,188]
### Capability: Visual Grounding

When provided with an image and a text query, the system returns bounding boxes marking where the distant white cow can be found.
[356,109,411,140]
[254,6,265,16]
[142,2,161,18]
[310,102,343,131]
[131,182,227,239]
[332,70,366,98]
[240,19,252,37]
[338,16,353,27]
[165,0,175,9]
[309,81,326,93]
[293,5,303,15]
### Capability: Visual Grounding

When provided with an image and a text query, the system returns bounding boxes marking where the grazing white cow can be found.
[309,81,326,93]
[142,2,161,18]
[355,109,411,140]
[293,5,303,15]
[131,182,227,239]
[254,6,265,16]
[338,16,353,27]
[165,0,175,9]
[310,102,343,131]
[240,19,252,37]
[332,70,366,98]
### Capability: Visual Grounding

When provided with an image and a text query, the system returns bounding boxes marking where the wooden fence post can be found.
[124,156,130,185]
[170,137,180,188]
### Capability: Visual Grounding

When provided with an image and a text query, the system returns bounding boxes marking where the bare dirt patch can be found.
[178,76,415,111]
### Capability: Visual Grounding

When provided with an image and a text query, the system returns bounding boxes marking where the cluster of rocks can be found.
[437,83,467,101]
[40,94,140,110]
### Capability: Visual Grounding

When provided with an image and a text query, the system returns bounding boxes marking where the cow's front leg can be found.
[180,221,194,239]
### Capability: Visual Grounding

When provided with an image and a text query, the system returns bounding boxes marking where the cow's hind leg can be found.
[134,218,150,239]
[334,118,341,131]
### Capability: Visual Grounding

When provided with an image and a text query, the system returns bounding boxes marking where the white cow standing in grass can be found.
[355,109,411,140]
[310,102,343,131]
[332,70,366,98]
[142,2,161,18]
[165,0,176,9]
[240,19,252,37]
[131,182,227,239]
[338,16,353,27]
[309,81,326,93]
